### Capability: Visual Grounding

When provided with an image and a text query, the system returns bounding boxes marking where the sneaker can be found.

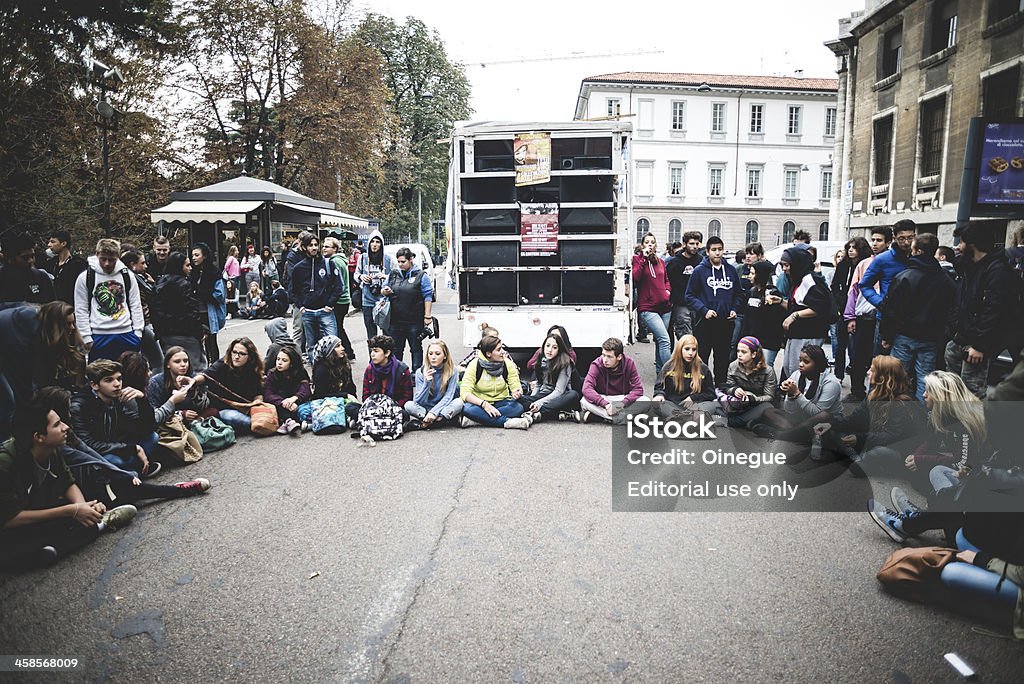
[100,504,138,532]
[358,434,376,447]
[301,420,311,433]
[503,417,530,430]
[750,423,776,439]
[141,461,162,480]
[525,411,539,424]
[174,478,211,494]
[277,422,290,434]
[637,337,650,344]
[581,410,593,424]
[890,487,923,517]
[460,415,474,428]
[558,410,581,423]
[225,313,232,320]
[867,499,908,543]
[404,418,422,431]
[284,418,301,435]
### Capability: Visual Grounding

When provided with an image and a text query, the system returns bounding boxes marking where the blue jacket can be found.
[684,257,742,318]
[859,246,909,315]
[289,254,343,310]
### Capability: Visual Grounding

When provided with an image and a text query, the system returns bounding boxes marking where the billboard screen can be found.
[975,120,1024,208]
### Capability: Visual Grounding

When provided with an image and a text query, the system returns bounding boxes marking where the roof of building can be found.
[171,175,333,209]
[581,71,839,92]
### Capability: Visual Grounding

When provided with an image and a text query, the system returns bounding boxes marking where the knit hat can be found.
[738,336,761,353]
[310,335,342,366]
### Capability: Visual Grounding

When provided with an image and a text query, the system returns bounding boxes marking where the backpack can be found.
[357,394,403,440]
[86,268,134,326]
[309,396,348,435]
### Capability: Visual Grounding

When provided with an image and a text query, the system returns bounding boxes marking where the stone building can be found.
[827,0,1024,245]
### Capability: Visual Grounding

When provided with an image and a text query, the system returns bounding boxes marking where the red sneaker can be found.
[174,478,211,494]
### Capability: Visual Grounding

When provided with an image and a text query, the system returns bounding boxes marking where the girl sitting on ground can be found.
[814,355,925,475]
[304,335,360,427]
[193,337,265,435]
[526,325,577,371]
[239,281,266,319]
[147,346,212,426]
[721,336,778,429]
[755,344,843,441]
[519,333,581,423]
[263,345,311,435]
[405,340,463,429]
[460,335,529,429]
[653,334,717,416]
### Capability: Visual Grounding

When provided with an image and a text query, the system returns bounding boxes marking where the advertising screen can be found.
[975,120,1024,207]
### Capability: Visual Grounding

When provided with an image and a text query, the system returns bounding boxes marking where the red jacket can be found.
[632,254,672,313]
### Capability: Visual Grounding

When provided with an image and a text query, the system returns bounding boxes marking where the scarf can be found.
[371,354,400,393]
[477,355,506,378]
[537,355,551,383]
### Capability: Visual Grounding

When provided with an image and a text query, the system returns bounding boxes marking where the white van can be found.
[384,243,437,292]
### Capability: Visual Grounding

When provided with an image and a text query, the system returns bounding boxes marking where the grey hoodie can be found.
[263,317,296,370]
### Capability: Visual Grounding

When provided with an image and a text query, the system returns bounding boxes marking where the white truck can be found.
[444,120,633,365]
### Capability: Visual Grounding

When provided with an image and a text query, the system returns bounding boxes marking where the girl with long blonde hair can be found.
[653,335,715,409]
[406,340,463,428]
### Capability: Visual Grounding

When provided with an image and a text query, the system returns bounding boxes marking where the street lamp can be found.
[86,58,124,236]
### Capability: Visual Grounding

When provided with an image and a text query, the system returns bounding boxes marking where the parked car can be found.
[384,242,438,294]
[765,240,847,287]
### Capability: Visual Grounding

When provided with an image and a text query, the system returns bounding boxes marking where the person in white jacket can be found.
[74,238,144,362]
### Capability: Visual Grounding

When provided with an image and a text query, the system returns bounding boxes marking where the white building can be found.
[574,72,839,252]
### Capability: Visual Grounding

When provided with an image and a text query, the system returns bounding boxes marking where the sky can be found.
[354,0,866,122]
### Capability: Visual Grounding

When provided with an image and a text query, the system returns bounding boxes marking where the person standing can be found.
[778,247,832,380]
[146,236,172,280]
[259,246,278,292]
[0,233,54,304]
[322,237,356,360]
[860,219,915,357]
[633,233,673,376]
[288,233,342,364]
[151,252,208,370]
[665,231,703,340]
[830,238,870,383]
[239,243,261,303]
[879,233,955,402]
[44,230,87,305]
[121,249,163,369]
[684,235,741,386]
[222,245,241,302]
[73,239,143,362]
[382,247,433,371]
[189,242,224,365]
[946,223,1017,399]
[284,232,313,354]
[844,227,890,401]
[355,231,393,342]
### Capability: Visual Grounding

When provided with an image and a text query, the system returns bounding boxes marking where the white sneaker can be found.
[503,417,530,430]
[225,313,232,320]
[358,434,376,447]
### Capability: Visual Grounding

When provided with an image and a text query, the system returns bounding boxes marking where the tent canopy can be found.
[150,200,263,224]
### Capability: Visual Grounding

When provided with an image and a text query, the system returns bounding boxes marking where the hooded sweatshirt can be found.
[263,318,296,371]
[355,230,393,308]
[73,255,145,344]
[288,249,342,310]
[582,355,644,408]
[632,253,672,313]
[684,256,742,319]
[780,247,831,340]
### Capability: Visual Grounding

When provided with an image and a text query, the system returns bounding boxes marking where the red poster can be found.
[520,202,559,256]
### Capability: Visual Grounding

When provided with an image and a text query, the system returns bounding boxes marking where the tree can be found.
[354,15,472,242]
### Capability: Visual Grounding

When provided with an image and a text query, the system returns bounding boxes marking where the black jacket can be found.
[151,274,208,338]
[289,255,342,310]
[879,255,956,343]
[665,252,703,306]
[949,251,1017,356]
[831,259,857,310]
[70,386,156,459]
[0,264,54,304]
[45,254,87,305]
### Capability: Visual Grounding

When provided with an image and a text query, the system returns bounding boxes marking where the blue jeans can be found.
[640,310,672,376]
[302,309,339,364]
[764,348,779,369]
[218,409,251,434]
[463,398,523,427]
[891,335,938,402]
[389,321,425,371]
[103,431,159,472]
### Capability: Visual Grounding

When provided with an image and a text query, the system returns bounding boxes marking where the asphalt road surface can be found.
[1,288,1022,683]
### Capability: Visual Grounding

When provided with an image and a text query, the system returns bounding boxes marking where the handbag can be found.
[876,546,957,602]
[373,296,391,332]
[190,416,236,451]
[157,413,203,464]
[309,396,348,434]
[202,373,279,436]
[248,401,280,436]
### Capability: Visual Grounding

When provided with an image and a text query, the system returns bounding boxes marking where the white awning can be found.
[276,201,369,230]
[150,200,263,224]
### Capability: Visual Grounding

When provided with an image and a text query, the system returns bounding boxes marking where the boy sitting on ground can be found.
[581,337,645,424]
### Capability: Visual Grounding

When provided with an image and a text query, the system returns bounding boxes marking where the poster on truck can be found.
[976,121,1024,205]
[520,203,559,256]
[514,132,551,186]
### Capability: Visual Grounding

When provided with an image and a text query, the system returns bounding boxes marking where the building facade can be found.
[575,72,838,253]
[827,0,1024,245]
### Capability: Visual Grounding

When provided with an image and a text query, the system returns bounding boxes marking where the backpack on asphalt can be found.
[309,396,348,435]
[357,394,403,440]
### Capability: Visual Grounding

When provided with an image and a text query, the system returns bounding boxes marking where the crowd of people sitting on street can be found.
[0,222,1023,641]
